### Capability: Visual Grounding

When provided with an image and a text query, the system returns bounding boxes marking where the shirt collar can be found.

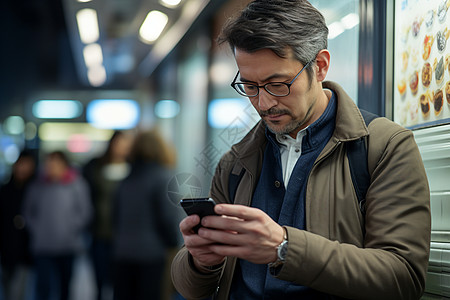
[266,89,337,151]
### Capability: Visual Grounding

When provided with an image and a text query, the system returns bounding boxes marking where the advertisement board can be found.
[394,0,450,129]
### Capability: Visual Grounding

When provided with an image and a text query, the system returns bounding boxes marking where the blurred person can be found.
[112,128,179,300]
[23,151,92,300]
[171,0,431,299]
[0,150,37,300]
[82,131,134,300]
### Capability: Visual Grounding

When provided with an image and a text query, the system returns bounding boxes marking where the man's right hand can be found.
[179,214,226,269]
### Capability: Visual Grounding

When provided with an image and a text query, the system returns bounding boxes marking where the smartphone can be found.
[180,198,218,232]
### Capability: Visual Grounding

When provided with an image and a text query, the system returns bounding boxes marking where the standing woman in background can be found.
[23,151,92,300]
[82,130,134,300]
[112,128,180,300]
[0,150,37,300]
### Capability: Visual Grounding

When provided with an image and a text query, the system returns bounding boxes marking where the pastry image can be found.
[410,71,419,95]
[433,56,445,86]
[438,0,449,23]
[397,78,407,97]
[408,101,419,124]
[445,81,450,104]
[436,27,449,52]
[412,17,423,37]
[420,92,431,118]
[433,89,444,115]
[401,50,409,72]
[422,62,432,88]
[447,54,450,75]
[411,48,419,67]
[401,25,411,44]
[425,9,435,29]
[423,34,435,60]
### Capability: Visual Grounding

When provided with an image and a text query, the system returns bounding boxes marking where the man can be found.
[171,1,431,299]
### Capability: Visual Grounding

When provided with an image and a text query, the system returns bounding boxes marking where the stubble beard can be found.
[260,108,305,136]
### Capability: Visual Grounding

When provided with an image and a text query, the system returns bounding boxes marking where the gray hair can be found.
[218,0,328,79]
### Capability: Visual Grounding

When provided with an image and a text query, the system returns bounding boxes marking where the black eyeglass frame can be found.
[230,60,313,97]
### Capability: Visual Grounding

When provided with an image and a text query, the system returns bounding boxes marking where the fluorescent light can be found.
[25,122,37,140]
[139,10,169,43]
[83,43,103,67]
[38,122,113,141]
[155,100,180,118]
[87,99,140,129]
[77,0,92,2]
[87,65,107,87]
[4,116,25,135]
[4,144,20,164]
[160,0,182,8]
[341,13,359,30]
[208,98,248,128]
[328,21,345,40]
[32,100,83,119]
[76,9,100,44]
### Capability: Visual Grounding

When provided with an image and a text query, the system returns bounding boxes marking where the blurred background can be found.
[0,0,361,189]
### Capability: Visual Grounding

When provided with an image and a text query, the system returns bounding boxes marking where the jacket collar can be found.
[322,81,369,142]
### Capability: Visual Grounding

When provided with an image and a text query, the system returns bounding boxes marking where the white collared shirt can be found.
[276,128,308,188]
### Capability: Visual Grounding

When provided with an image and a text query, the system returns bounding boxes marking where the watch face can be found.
[278,240,288,261]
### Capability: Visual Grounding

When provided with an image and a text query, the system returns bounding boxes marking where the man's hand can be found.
[179,214,226,268]
[197,203,285,265]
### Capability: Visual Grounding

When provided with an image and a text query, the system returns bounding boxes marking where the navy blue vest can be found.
[230,93,337,300]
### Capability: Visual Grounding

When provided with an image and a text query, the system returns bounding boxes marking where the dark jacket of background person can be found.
[112,129,179,300]
[82,130,133,300]
[0,150,36,300]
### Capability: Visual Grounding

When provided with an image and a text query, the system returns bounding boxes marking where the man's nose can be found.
[257,89,278,111]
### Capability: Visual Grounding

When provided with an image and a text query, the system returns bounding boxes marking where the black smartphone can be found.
[180,198,218,232]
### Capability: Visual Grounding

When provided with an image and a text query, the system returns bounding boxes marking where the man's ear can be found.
[315,49,330,82]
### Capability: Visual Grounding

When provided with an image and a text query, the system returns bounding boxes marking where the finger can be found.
[215,203,262,221]
[179,215,200,234]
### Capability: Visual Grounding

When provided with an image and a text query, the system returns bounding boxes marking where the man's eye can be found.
[244,84,257,91]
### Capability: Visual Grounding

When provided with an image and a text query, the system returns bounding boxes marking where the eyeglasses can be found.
[230,60,312,97]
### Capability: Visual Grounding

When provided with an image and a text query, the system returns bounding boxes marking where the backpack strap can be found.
[228,162,246,203]
[346,109,378,215]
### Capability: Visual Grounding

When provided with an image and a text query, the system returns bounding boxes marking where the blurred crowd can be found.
[0,128,183,300]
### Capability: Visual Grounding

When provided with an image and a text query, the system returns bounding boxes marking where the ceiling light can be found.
[38,122,113,142]
[87,99,140,129]
[160,0,182,8]
[32,100,83,119]
[76,8,100,44]
[208,98,249,128]
[4,116,25,135]
[155,100,180,118]
[77,0,93,2]
[87,65,107,87]
[341,13,359,30]
[83,43,103,68]
[139,10,169,44]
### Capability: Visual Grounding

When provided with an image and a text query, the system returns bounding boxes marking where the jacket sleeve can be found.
[171,151,234,299]
[275,120,431,300]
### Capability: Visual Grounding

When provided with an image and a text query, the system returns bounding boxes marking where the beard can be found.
[260,108,304,135]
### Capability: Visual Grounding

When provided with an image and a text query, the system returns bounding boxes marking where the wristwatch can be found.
[268,228,288,269]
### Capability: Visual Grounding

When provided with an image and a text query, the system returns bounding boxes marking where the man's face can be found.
[235,48,323,137]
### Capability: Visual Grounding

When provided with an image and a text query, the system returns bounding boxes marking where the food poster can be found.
[394,0,450,129]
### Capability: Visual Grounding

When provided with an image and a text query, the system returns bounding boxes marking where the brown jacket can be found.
[171,81,431,300]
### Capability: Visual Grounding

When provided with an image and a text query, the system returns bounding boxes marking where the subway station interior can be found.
[1,0,449,299]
